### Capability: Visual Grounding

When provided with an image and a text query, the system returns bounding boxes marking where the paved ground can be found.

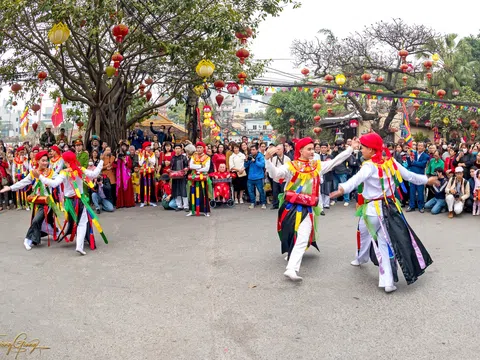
[0,204,479,360]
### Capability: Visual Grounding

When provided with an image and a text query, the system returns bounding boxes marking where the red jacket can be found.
[0,161,9,179]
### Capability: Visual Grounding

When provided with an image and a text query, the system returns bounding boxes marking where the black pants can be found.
[26,205,54,245]
[272,181,285,208]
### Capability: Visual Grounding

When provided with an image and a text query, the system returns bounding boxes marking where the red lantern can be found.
[436,89,446,99]
[364,87,371,92]
[361,73,371,84]
[289,127,295,134]
[301,68,310,77]
[425,120,431,127]
[314,115,321,123]
[76,120,84,129]
[235,27,253,44]
[324,93,335,103]
[402,76,408,85]
[415,117,420,126]
[398,49,409,61]
[423,60,433,70]
[226,82,240,95]
[237,72,247,85]
[412,89,420,96]
[112,53,123,75]
[327,108,334,116]
[31,104,41,114]
[312,103,322,112]
[324,74,334,83]
[426,72,432,80]
[214,80,225,92]
[289,118,296,125]
[32,123,38,132]
[313,127,322,135]
[145,91,152,101]
[470,119,477,127]
[215,93,224,106]
[11,83,22,94]
[139,84,146,92]
[376,76,384,83]
[38,71,48,81]
[376,89,383,93]
[236,48,250,64]
[112,24,129,43]
[145,78,154,85]
[456,118,463,125]
[400,63,409,73]
[413,102,420,111]
[349,119,359,128]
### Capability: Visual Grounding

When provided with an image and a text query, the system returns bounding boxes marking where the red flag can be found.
[51,97,64,128]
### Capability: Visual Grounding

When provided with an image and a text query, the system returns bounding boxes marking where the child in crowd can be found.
[132,165,141,203]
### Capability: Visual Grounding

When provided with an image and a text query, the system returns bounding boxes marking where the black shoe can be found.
[406,207,415,212]
[324,206,330,209]
[321,211,325,216]
[271,206,279,210]
[175,208,182,212]
[96,208,101,214]
[419,208,425,213]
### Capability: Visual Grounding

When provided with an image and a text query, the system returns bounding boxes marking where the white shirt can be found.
[267,154,291,183]
[189,156,210,173]
[339,160,427,216]
[229,152,246,176]
[11,171,56,194]
[265,147,354,188]
[39,160,104,198]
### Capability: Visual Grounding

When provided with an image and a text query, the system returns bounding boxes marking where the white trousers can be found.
[445,194,464,214]
[321,194,330,208]
[356,216,394,288]
[176,196,189,209]
[286,217,312,272]
[76,207,88,252]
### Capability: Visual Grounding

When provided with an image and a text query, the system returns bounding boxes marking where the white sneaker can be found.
[344,202,350,207]
[261,204,266,209]
[350,259,360,266]
[283,269,303,282]
[235,199,239,204]
[205,213,210,217]
[76,249,87,256]
[24,239,32,251]
[284,256,288,261]
[140,203,145,208]
[150,203,157,207]
[240,198,244,204]
[330,201,336,206]
[385,285,397,293]
[186,212,193,217]
[248,204,255,209]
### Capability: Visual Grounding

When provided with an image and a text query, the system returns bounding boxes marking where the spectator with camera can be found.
[92,175,115,214]
[454,144,474,179]
[445,166,470,218]
[149,123,166,144]
[424,168,448,214]
[245,144,266,209]
[128,123,145,149]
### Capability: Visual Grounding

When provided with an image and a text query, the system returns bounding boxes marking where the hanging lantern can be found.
[237,71,247,85]
[314,115,321,124]
[364,87,371,92]
[327,108,334,116]
[402,75,408,85]
[112,24,129,43]
[432,53,440,62]
[226,82,240,96]
[349,119,359,128]
[203,119,210,126]
[214,80,225,92]
[376,76,384,83]
[12,101,17,106]
[425,120,431,127]
[436,89,446,99]
[415,117,420,126]
[145,78,154,85]
[361,73,371,84]
[312,103,322,112]
[196,59,215,82]
[31,104,41,114]
[289,118,296,125]
[76,120,84,129]
[301,68,310,77]
[215,93,224,107]
[32,123,38,132]
[145,91,152,101]
[38,71,48,83]
[426,72,432,80]
[400,63,409,73]
[193,85,205,96]
[470,119,477,127]
[324,74,334,83]
[48,22,71,46]
[11,83,22,94]
[235,27,253,44]
[423,60,433,70]
[413,102,420,111]
[265,121,270,126]
[105,66,116,77]
[443,117,450,125]
[398,49,409,61]
[452,89,460,96]
[289,127,295,134]
[412,89,420,96]
[335,74,346,86]
[456,118,463,125]
[313,127,322,135]
[235,48,250,65]
[325,93,335,103]
[376,89,383,93]
[112,53,123,76]
[276,108,282,115]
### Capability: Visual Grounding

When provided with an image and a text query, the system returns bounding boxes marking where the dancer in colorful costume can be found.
[138,142,157,207]
[11,146,30,210]
[49,145,64,174]
[1,151,61,250]
[187,142,212,217]
[264,137,359,281]
[330,133,437,293]
[34,151,107,255]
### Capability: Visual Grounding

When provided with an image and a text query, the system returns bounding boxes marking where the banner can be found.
[20,107,29,136]
[51,97,64,128]
[401,101,413,148]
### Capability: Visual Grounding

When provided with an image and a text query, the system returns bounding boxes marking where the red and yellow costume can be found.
[11,146,30,209]
[138,142,157,205]
[188,142,212,216]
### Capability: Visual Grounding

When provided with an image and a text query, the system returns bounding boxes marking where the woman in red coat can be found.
[115,142,135,208]
[212,143,226,172]
[444,147,457,176]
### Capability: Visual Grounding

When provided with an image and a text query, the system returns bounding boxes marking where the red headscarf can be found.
[62,151,83,176]
[359,133,384,164]
[196,141,206,152]
[16,146,25,153]
[142,142,152,150]
[50,145,61,155]
[293,137,314,160]
[35,150,49,162]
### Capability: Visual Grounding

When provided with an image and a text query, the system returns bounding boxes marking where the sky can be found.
[251,0,480,82]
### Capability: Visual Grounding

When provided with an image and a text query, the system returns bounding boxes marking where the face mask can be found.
[126,151,130,155]
[473,152,478,156]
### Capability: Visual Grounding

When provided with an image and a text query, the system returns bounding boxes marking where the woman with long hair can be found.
[212,143,226,172]
[115,142,135,208]
[91,149,100,167]
[229,143,247,204]
[165,126,176,144]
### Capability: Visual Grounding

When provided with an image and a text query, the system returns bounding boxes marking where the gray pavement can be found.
[0,204,479,360]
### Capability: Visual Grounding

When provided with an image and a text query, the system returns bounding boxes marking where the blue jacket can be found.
[245,152,265,180]
[407,151,429,175]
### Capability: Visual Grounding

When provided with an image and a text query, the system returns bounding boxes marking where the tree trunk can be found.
[186,89,199,143]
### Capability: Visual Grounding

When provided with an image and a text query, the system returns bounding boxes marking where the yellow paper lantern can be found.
[265,121,270,126]
[335,74,346,86]
[215,136,221,140]
[409,93,417,98]
[48,22,71,46]
[195,59,215,80]
[203,119,210,126]
[432,53,440,62]
[276,108,282,115]
[443,117,450,125]
[193,85,205,96]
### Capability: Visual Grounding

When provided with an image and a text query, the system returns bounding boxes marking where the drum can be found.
[169,170,185,179]
[27,195,48,205]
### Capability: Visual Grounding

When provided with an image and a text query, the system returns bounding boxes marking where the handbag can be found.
[284,190,318,207]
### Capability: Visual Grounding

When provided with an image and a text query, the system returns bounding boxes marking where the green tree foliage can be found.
[462,33,480,93]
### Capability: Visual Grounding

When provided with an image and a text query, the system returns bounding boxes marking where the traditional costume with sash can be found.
[187,142,212,216]
[138,142,157,205]
[11,147,30,209]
